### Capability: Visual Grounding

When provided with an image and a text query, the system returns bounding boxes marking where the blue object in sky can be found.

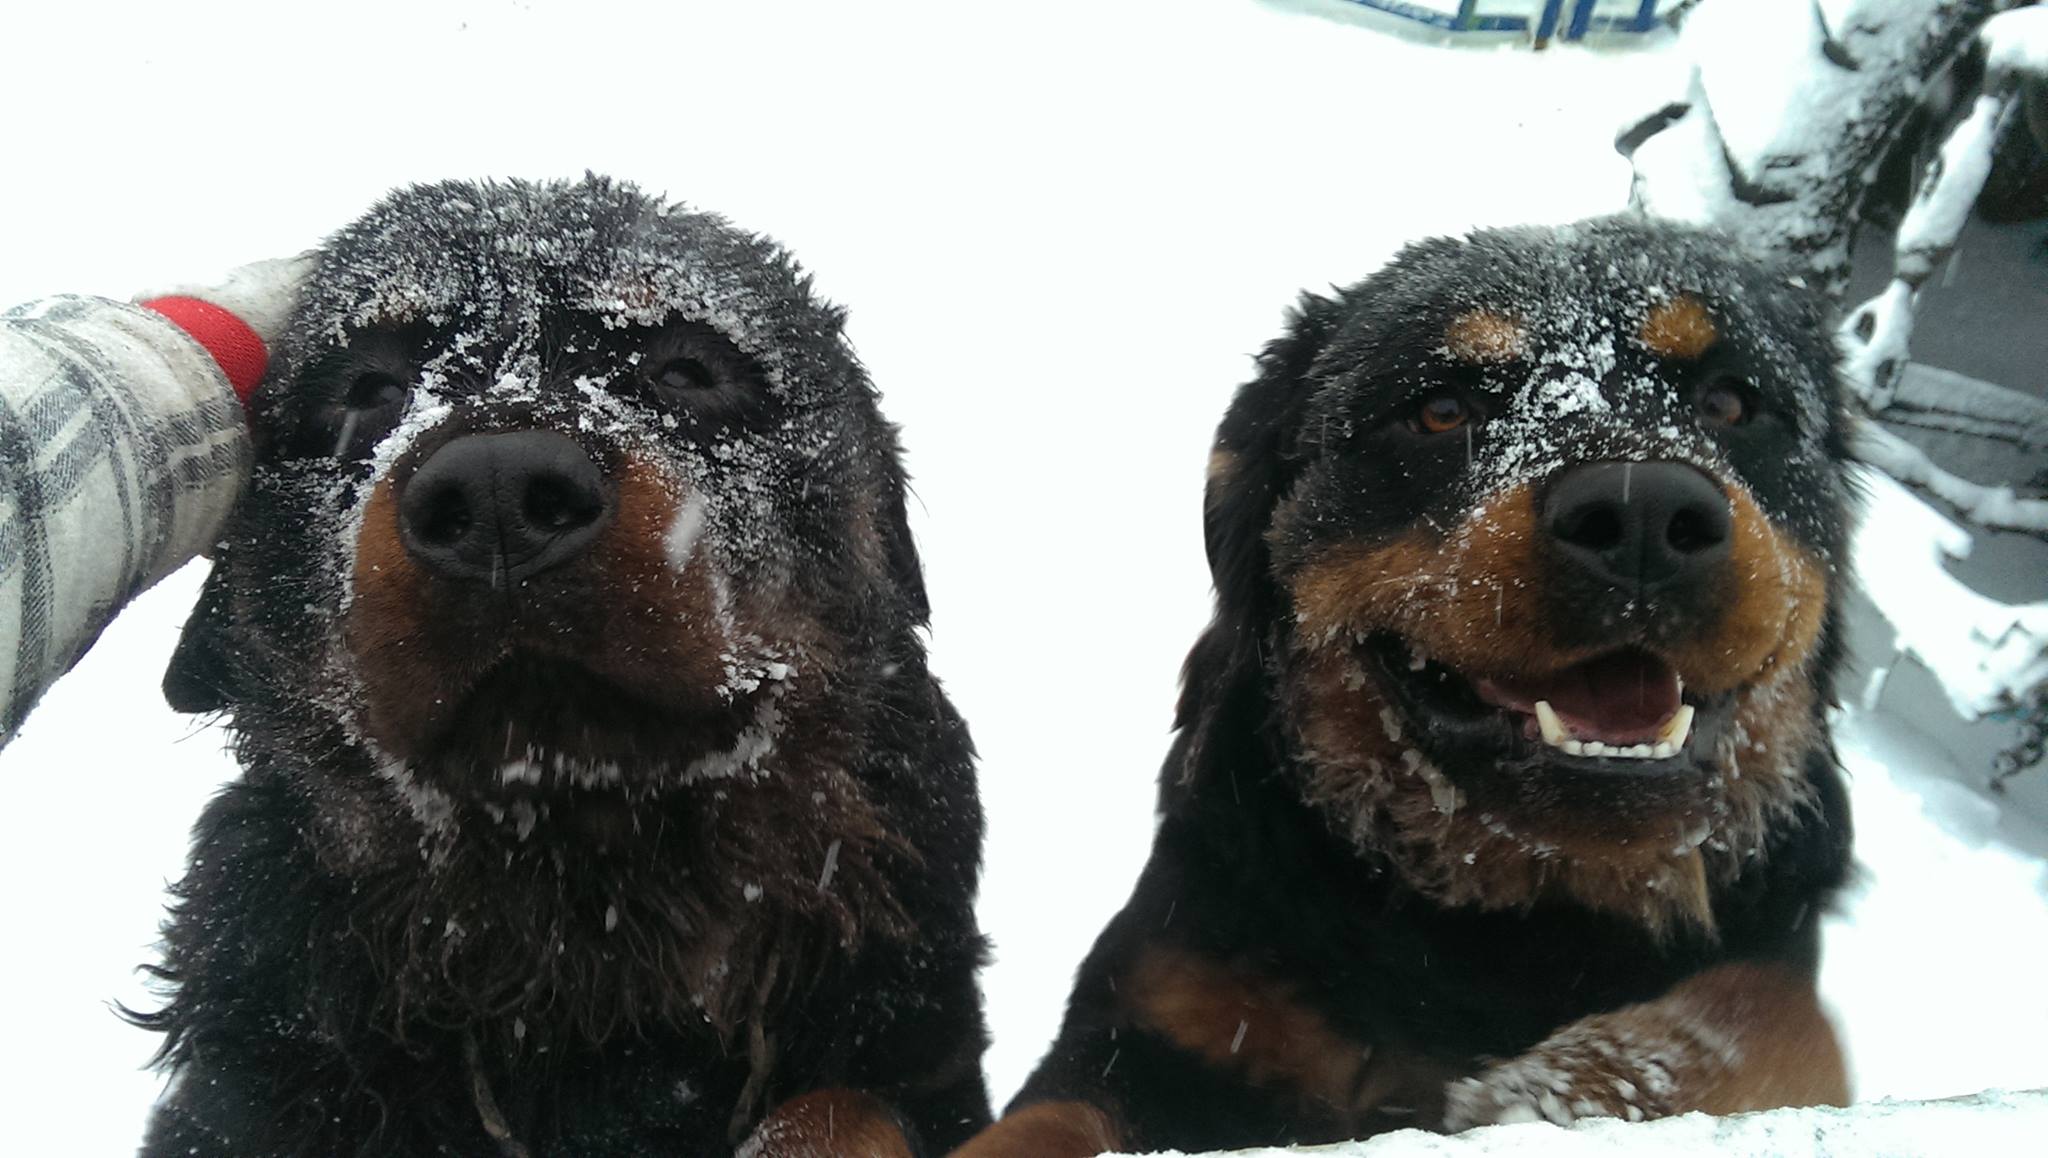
[1338,0,1668,42]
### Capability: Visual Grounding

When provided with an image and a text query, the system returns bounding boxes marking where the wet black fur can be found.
[134,178,991,1157]
[1003,217,1857,1151]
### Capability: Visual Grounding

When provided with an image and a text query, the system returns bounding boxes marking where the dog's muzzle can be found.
[398,431,615,585]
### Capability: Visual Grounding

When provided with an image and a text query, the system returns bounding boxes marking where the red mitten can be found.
[138,296,268,402]
[140,253,314,408]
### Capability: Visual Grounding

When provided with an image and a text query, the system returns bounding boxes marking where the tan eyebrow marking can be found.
[1640,295,1719,360]
[1443,310,1527,364]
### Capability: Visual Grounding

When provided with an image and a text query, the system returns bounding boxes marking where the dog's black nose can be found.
[1541,461,1731,591]
[399,431,613,585]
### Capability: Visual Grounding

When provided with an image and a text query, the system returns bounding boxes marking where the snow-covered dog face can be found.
[1197,217,1854,931]
[170,178,927,848]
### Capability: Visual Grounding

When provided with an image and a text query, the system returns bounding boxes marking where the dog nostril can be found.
[413,485,473,548]
[1556,504,1625,553]
[524,475,603,534]
[1666,506,1725,555]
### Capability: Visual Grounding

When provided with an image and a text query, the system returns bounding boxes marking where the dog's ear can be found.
[883,498,930,624]
[873,444,931,623]
[163,560,240,714]
[1169,293,1346,790]
[1201,291,1344,622]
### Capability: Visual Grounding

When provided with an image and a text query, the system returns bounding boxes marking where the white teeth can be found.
[1533,701,1693,759]
[1587,742,1661,760]
[1658,705,1697,749]
[1567,740,1666,761]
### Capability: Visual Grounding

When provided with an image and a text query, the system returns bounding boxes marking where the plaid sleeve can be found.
[0,295,251,742]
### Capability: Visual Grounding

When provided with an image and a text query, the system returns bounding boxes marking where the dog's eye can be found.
[1697,377,1752,426]
[630,320,776,436]
[1413,394,1470,435]
[635,342,773,435]
[346,372,407,412]
[318,370,411,460]
[654,358,719,397]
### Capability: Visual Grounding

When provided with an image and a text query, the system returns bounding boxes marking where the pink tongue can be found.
[1480,651,1682,745]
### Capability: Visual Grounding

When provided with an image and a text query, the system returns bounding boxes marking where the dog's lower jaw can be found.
[320,657,805,848]
[1303,761,1724,936]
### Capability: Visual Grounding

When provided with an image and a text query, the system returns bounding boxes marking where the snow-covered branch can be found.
[1833,5,2048,537]
[1835,69,2008,414]
[1878,362,2048,447]
[1850,463,2048,721]
[1852,420,2048,534]
[1625,0,2007,294]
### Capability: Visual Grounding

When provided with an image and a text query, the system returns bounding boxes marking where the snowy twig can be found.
[1852,419,2048,534]
[1850,464,2048,721]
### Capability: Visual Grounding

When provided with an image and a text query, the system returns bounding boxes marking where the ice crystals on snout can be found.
[663,492,709,571]
[495,750,626,792]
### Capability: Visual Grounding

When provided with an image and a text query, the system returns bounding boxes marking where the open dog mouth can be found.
[405,655,759,800]
[1476,650,1696,760]
[1366,636,1716,773]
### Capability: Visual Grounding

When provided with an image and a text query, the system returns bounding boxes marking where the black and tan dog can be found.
[136,177,989,1157]
[960,217,1856,1155]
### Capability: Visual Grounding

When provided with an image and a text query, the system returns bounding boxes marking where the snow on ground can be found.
[1824,706,2048,1104]
[0,1,2041,1154]
[1120,1089,2048,1156]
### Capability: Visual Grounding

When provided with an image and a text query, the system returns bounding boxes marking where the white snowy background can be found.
[0,1,2043,1154]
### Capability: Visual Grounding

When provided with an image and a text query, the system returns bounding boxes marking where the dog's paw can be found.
[1441,1038,1677,1131]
